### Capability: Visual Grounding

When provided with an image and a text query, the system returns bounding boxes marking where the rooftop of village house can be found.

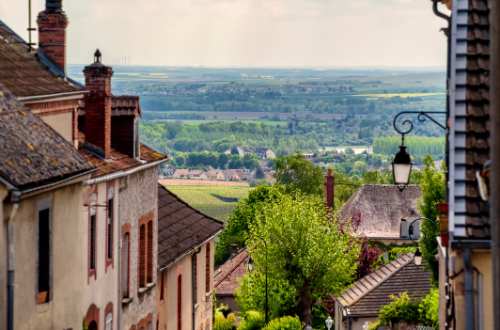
[0,84,94,191]
[339,184,421,239]
[157,184,224,270]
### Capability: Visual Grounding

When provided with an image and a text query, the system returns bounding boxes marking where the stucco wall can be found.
[40,112,73,143]
[81,180,120,330]
[157,241,215,330]
[120,167,159,329]
[8,183,89,330]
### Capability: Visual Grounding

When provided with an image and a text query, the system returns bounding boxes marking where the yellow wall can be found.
[40,112,73,143]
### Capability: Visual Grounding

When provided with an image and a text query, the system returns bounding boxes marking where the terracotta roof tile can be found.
[214,250,249,296]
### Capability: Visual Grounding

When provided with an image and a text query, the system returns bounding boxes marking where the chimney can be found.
[325,168,335,210]
[83,50,113,159]
[37,0,68,72]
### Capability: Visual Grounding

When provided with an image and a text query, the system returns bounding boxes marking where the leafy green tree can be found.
[237,194,359,324]
[215,186,282,265]
[274,154,323,196]
[418,156,445,282]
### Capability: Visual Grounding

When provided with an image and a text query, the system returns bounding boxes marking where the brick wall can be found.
[37,10,68,71]
[111,116,135,157]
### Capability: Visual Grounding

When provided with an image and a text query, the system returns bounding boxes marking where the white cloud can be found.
[1,0,447,67]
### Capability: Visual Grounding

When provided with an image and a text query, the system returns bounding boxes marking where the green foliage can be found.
[373,136,445,161]
[367,320,383,330]
[214,309,237,330]
[237,194,360,323]
[418,156,445,282]
[419,289,439,328]
[378,293,420,325]
[275,154,324,196]
[215,186,282,265]
[237,311,265,330]
[262,316,302,330]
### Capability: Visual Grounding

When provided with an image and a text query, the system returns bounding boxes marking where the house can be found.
[0,1,169,329]
[255,148,276,160]
[214,250,249,312]
[0,86,95,329]
[173,169,190,179]
[339,185,421,243]
[157,185,223,330]
[438,0,494,329]
[189,170,208,180]
[334,254,432,330]
[206,169,225,181]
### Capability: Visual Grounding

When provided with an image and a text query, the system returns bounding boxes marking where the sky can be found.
[1,0,448,68]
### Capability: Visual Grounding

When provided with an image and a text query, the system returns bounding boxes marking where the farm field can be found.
[160,180,251,221]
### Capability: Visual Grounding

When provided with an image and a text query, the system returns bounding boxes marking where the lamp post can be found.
[400,216,437,265]
[391,111,447,190]
[325,316,333,330]
[247,237,269,324]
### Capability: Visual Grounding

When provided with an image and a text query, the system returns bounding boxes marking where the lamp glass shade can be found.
[414,248,422,266]
[392,145,412,188]
[325,316,333,330]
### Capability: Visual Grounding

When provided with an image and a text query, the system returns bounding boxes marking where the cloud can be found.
[2,0,447,67]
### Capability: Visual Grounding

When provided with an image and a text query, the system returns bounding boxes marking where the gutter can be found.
[85,158,168,185]
[159,231,222,273]
[463,248,475,330]
[17,90,87,103]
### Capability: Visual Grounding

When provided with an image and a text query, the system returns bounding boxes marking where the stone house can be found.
[157,185,223,330]
[0,1,168,329]
[334,254,432,330]
[0,87,95,329]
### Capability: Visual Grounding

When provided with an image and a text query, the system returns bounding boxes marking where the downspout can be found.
[463,248,475,330]
[6,190,21,330]
[192,247,202,330]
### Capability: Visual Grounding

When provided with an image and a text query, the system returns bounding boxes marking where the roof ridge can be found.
[214,249,248,288]
[337,253,414,307]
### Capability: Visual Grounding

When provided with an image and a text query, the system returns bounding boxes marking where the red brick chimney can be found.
[325,168,335,210]
[83,50,113,159]
[37,0,68,72]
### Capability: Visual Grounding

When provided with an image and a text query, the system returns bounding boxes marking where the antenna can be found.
[27,0,36,51]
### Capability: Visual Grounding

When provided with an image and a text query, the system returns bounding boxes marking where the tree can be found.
[418,156,445,282]
[274,154,323,196]
[237,194,360,324]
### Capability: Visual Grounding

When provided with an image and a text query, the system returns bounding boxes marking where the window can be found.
[160,272,165,301]
[147,221,153,283]
[38,207,51,303]
[177,274,182,330]
[122,232,130,298]
[106,195,114,262]
[105,312,113,330]
[205,242,211,294]
[90,213,97,272]
[139,224,146,288]
[192,254,198,304]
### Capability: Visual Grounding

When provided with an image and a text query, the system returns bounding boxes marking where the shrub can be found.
[238,310,265,330]
[214,309,237,330]
[262,316,302,330]
[378,292,420,325]
[419,288,439,328]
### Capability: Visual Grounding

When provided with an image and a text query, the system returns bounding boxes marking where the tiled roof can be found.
[215,250,249,296]
[448,0,490,239]
[79,144,167,178]
[336,254,432,317]
[0,85,93,190]
[339,185,421,238]
[157,185,224,269]
[0,20,82,98]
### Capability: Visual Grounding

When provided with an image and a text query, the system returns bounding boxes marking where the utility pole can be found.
[490,0,500,329]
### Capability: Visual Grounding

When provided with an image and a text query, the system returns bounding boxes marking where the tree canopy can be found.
[274,154,324,196]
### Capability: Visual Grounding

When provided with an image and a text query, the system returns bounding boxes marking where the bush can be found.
[419,288,439,328]
[214,309,237,330]
[262,316,302,330]
[238,311,265,330]
[378,292,420,325]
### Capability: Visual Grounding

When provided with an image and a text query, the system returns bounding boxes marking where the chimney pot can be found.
[325,168,335,210]
[37,0,68,72]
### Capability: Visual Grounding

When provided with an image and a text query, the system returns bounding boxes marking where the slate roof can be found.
[448,0,491,239]
[0,85,93,191]
[158,184,224,269]
[339,185,421,238]
[215,249,249,296]
[0,20,82,98]
[80,144,167,178]
[336,254,432,317]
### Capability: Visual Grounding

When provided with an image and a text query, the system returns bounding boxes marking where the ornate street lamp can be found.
[392,143,412,191]
[414,248,423,266]
[325,316,333,330]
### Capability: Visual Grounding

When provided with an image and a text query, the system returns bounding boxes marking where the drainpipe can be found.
[463,248,475,330]
[6,190,21,330]
[192,247,201,330]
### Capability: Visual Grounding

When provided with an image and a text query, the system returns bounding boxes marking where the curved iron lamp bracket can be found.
[393,111,447,143]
